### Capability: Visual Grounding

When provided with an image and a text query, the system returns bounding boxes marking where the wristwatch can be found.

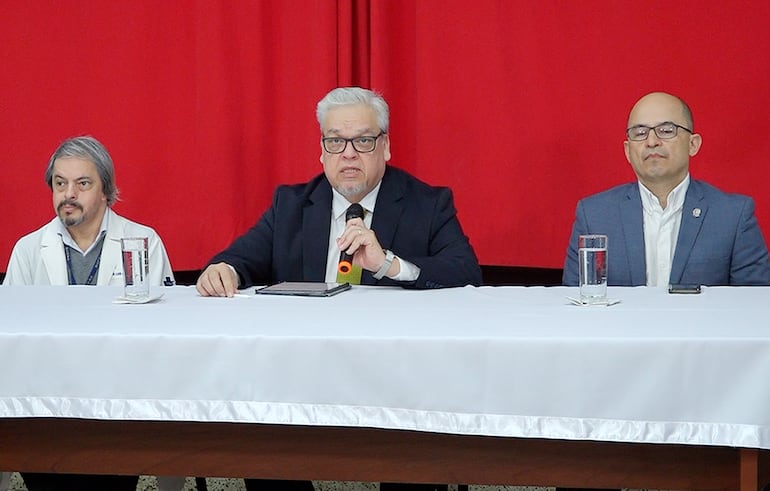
[373,249,395,280]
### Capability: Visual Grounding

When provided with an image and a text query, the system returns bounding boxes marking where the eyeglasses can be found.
[626,122,692,141]
[322,132,385,154]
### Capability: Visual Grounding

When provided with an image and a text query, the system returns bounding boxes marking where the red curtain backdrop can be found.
[2,0,770,272]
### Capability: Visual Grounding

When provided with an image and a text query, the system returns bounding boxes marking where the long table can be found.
[1,285,769,489]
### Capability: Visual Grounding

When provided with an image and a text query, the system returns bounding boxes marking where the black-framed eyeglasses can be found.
[321,132,385,154]
[626,122,692,141]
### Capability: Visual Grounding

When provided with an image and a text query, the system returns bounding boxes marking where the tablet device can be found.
[255,281,351,297]
[668,283,701,294]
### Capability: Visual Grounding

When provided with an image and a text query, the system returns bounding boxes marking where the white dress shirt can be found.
[639,175,690,287]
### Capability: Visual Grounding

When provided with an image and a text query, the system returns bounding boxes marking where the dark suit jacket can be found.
[208,165,482,289]
[563,179,770,286]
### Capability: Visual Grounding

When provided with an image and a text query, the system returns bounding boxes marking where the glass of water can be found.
[121,237,150,300]
[578,234,607,304]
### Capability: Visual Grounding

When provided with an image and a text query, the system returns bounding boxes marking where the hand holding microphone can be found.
[338,203,365,275]
[337,203,395,280]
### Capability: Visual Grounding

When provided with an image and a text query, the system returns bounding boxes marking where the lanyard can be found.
[64,244,102,286]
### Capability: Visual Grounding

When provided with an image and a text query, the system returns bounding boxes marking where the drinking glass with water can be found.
[578,234,607,304]
[121,237,150,300]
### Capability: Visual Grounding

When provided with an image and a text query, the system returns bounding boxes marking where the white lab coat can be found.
[3,208,174,286]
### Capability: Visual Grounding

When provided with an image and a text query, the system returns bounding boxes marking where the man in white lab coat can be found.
[3,135,173,286]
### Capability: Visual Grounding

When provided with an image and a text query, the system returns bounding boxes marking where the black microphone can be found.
[338,203,365,274]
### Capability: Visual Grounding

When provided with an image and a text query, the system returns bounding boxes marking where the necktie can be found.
[336,263,362,285]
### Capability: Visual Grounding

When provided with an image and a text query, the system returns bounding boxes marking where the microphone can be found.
[338,203,365,274]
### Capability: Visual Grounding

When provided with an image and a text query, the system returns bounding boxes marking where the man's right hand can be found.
[196,262,239,297]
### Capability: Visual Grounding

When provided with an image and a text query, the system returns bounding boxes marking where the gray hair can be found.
[316,87,390,133]
[44,136,119,206]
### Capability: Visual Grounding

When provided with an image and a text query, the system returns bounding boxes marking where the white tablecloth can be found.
[1,284,769,450]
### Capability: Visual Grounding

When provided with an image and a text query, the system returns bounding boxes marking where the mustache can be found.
[57,199,83,212]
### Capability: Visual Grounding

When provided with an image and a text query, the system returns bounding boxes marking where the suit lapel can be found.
[620,185,647,285]
[365,168,405,284]
[303,181,333,281]
[370,169,405,250]
[670,181,707,284]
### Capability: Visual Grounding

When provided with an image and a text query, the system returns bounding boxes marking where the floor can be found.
[4,474,546,491]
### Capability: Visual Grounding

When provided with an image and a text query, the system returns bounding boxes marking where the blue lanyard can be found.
[64,244,102,286]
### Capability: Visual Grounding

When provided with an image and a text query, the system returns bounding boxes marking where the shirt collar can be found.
[638,174,690,214]
[332,181,382,221]
[56,207,110,255]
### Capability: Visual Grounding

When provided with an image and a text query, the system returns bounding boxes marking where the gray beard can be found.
[57,200,85,227]
[60,214,85,227]
[335,182,368,200]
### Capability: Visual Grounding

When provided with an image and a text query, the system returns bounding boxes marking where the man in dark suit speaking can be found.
[563,91,770,287]
[197,86,481,297]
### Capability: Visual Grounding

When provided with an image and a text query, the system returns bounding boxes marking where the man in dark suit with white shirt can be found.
[197,86,481,296]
